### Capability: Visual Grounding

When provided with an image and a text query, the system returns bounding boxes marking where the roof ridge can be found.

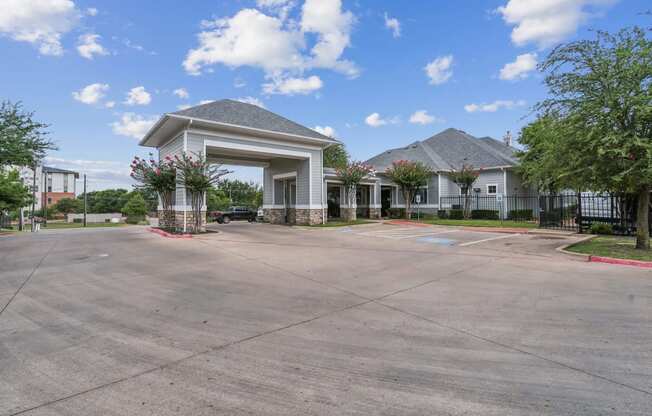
[416,141,452,171]
[471,135,517,165]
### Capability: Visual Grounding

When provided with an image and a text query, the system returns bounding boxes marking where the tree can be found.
[323,144,348,169]
[449,164,480,219]
[0,169,32,211]
[53,197,82,215]
[522,27,652,248]
[131,154,177,228]
[122,192,148,223]
[217,179,262,207]
[207,187,231,211]
[80,189,130,213]
[0,101,56,167]
[384,160,432,220]
[132,188,158,212]
[336,161,373,221]
[174,152,230,232]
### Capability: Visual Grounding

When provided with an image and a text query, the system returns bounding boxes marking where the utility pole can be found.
[83,174,87,227]
[31,164,37,232]
[43,171,48,228]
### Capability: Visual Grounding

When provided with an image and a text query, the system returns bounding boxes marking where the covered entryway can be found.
[139,99,339,229]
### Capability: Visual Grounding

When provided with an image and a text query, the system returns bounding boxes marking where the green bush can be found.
[122,193,148,218]
[590,223,613,235]
[437,210,448,219]
[507,209,534,221]
[73,218,82,223]
[125,215,144,225]
[471,209,499,220]
[388,208,405,219]
[449,209,464,220]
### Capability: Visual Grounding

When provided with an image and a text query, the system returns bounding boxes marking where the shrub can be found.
[437,210,448,219]
[449,209,464,219]
[590,223,613,235]
[508,209,534,221]
[126,215,144,225]
[471,209,499,220]
[73,218,82,223]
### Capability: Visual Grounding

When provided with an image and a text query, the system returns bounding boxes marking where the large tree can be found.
[336,161,373,221]
[0,101,56,167]
[0,169,32,212]
[323,144,348,169]
[522,27,652,248]
[449,164,479,219]
[385,160,432,220]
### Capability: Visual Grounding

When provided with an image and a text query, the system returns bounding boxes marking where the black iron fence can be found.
[0,211,11,229]
[438,193,648,235]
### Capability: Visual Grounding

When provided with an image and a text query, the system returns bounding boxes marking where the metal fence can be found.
[438,193,647,235]
[0,211,11,229]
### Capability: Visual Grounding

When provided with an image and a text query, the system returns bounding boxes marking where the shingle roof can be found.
[365,128,518,172]
[43,166,78,175]
[171,99,335,142]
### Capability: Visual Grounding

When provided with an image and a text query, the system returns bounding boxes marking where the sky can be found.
[0,0,649,191]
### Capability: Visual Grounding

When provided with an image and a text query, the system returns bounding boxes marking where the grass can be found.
[312,219,375,227]
[39,222,128,230]
[566,236,652,261]
[418,219,538,229]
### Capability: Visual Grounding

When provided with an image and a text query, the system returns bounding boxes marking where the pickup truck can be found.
[208,207,258,224]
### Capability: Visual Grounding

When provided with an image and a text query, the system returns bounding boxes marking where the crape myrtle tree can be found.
[520,27,652,249]
[449,164,480,219]
[336,161,373,222]
[385,160,432,220]
[130,154,177,228]
[174,152,230,232]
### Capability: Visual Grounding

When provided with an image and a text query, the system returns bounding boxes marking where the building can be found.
[19,166,79,212]
[140,100,531,228]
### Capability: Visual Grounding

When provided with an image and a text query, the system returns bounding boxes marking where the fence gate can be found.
[538,194,579,232]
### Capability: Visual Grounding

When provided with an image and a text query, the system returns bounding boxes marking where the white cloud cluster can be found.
[409,110,442,125]
[235,96,266,108]
[173,88,189,99]
[313,125,336,137]
[124,86,152,106]
[0,0,81,56]
[256,0,296,20]
[365,112,399,128]
[77,33,107,59]
[85,7,98,16]
[499,53,537,80]
[263,75,323,95]
[72,83,109,105]
[384,13,400,38]
[464,100,526,113]
[111,113,159,139]
[425,55,453,85]
[183,0,357,95]
[497,0,615,48]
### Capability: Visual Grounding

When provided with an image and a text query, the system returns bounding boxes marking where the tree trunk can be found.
[636,186,649,250]
[403,189,411,220]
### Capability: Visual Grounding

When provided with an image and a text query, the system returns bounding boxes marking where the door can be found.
[327,185,341,219]
[381,187,392,217]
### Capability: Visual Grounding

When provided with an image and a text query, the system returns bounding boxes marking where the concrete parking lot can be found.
[1,223,651,415]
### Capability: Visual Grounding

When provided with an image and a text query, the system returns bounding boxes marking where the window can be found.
[63,174,68,192]
[487,184,497,195]
[47,198,52,204]
[412,188,428,204]
[47,175,52,193]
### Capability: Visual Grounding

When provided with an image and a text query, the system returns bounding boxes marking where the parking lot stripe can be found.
[458,233,519,247]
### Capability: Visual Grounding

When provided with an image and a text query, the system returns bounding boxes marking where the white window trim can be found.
[486,183,498,195]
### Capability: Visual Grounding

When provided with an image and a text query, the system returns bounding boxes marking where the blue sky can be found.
[0,0,648,190]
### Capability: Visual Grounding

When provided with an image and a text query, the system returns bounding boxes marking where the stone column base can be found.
[157,209,176,229]
[174,210,206,233]
[369,208,381,219]
[341,207,356,222]
[295,209,323,225]
[264,208,285,224]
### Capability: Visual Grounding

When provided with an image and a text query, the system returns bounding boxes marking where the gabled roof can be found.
[171,99,334,142]
[43,166,79,176]
[365,128,518,172]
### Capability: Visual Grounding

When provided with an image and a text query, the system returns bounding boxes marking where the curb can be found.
[557,235,652,268]
[385,220,431,228]
[148,227,193,239]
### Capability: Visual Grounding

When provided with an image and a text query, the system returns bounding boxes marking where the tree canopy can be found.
[385,160,432,219]
[0,169,32,212]
[323,144,349,169]
[0,101,56,168]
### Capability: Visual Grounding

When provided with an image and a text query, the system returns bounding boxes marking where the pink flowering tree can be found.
[385,160,432,219]
[449,163,480,219]
[130,154,177,228]
[174,152,230,232]
[336,161,374,221]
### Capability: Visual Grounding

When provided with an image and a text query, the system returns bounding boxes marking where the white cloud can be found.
[183,0,358,82]
[85,7,98,16]
[256,0,296,20]
[173,88,189,99]
[497,0,615,48]
[43,156,134,191]
[76,33,107,59]
[124,86,152,106]
[262,75,322,95]
[499,53,538,80]
[198,100,215,105]
[464,100,526,113]
[111,113,159,139]
[234,77,247,88]
[314,125,336,137]
[105,101,115,108]
[409,110,442,125]
[384,13,400,38]
[365,112,399,127]
[425,55,453,85]
[0,0,81,56]
[72,83,109,105]
[235,96,266,108]
[177,104,192,110]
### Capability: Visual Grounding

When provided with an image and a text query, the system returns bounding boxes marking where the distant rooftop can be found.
[43,166,79,176]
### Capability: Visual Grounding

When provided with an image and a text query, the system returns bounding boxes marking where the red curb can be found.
[589,255,652,268]
[148,227,193,239]
[385,220,431,227]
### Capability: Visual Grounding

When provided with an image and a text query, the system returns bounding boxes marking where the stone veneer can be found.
[368,208,381,219]
[264,208,285,224]
[341,207,356,222]
[175,210,206,233]
[295,209,323,225]
[264,208,323,225]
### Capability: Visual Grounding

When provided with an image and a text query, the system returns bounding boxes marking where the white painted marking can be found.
[459,234,519,247]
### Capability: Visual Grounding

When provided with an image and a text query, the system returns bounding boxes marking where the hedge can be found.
[448,209,464,219]
[471,209,499,220]
[507,209,534,221]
